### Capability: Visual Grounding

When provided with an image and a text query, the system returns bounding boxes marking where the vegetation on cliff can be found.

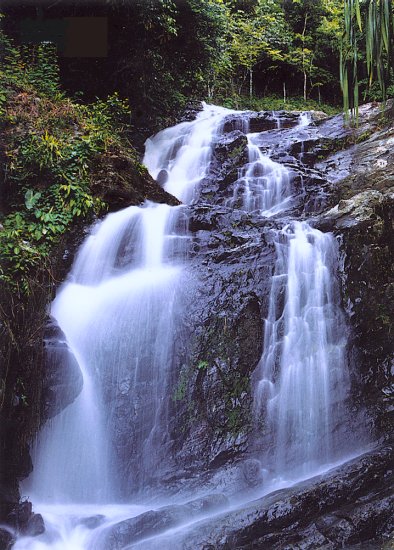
[0,32,139,293]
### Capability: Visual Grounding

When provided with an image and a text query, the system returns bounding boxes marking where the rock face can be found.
[40,320,83,421]
[0,529,12,550]
[91,152,180,210]
[130,446,393,549]
[316,102,394,443]
[157,104,393,489]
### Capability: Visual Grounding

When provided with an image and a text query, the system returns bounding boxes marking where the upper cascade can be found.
[144,103,238,204]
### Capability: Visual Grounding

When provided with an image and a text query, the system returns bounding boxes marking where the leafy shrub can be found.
[0,30,131,293]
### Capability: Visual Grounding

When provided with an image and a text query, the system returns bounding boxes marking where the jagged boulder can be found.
[177,100,204,123]
[92,153,180,210]
[0,529,13,550]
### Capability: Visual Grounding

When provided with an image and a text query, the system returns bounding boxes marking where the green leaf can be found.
[355,0,362,31]
[25,189,41,210]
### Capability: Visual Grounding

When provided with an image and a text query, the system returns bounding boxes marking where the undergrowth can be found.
[0,28,132,294]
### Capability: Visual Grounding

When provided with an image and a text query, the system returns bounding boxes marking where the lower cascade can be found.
[15,103,367,549]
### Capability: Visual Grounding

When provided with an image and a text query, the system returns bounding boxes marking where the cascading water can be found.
[233,134,292,215]
[15,104,358,549]
[16,104,236,548]
[26,105,234,501]
[226,116,292,215]
[27,203,184,503]
[254,222,349,478]
[225,110,352,479]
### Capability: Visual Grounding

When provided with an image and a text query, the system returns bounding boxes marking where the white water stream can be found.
[254,222,349,478]
[15,104,355,548]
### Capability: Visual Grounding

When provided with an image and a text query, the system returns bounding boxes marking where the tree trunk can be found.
[249,68,253,99]
[302,12,309,103]
[283,81,286,104]
[207,81,214,99]
[304,71,307,101]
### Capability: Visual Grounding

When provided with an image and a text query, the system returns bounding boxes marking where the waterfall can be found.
[27,204,184,502]
[16,105,357,548]
[237,134,291,215]
[254,222,349,477]
[236,111,349,476]
[223,110,351,478]
[25,103,233,505]
[144,103,235,203]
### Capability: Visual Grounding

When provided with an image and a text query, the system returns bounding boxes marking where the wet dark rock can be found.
[290,169,336,216]
[249,110,300,132]
[177,100,204,123]
[41,320,83,421]
[221,113,253,134]
[209,131,249,192]
[323,136,394,201]
[23,513,45,536]
[0,443,32,527]
[79,514,106,529]
[154,447,394,550]
[323,190,389,228]
[93,153,180,210]
[334,195,393,438]
[104,494,228,549]
[6,501,32,530]
[0,529,13,550]
[125,104,391,501]
[156,169,168,187]
[221,111,300,134]
[315,108,394,443]
[288,137,336,166]
[167,238,268,474]
[6,500,44,537]
[214,131,248,164]
[241,459,264,487]
[205,116,340,218]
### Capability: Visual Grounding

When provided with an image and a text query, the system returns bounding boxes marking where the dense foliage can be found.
[0,29,134,294]
[113,0,346,113]
[0,0,350,129]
